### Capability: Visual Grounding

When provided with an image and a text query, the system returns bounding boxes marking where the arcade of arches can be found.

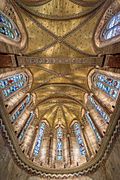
[0,0,120,180]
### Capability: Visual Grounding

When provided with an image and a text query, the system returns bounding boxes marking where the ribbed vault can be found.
[0,0,120,179]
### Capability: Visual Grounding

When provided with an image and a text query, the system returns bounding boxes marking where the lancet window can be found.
[73,122,86,156]
[88,96,110,123]
[56,127,63,161]
[95,74,120,99]
[102,12,120,40]
[85,112,101,142]
[11,94,31,123]
[33,122,46,156]
[18,112,35,141]
[0,11,20,40]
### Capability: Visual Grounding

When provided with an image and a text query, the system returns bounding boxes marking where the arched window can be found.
[56,127,63,161]
[102,12,120,40]
[85,112,101,142]
[33,122,46,156]
[95,74,120,100]
[73,122,86,156]
[18,112,35,141]
[88,96,110,123]
[0,10,20,40]
[0,73,28,99]
[10,94,31,123]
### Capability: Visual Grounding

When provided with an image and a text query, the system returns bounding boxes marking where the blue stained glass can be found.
[96,74,120,99]
[73,122,86,156]
[18,112,34,141]
[0,73,25,89]
[97,74,120,89]
[85,112,101,141]
[0,14,12,28]
[0,11,20,40]
[11,94,31,122]
[0,73,27,98]
[33,122,46,156]
[57,127,63,161]
[107,12,120,29]
[89,96,110,123]
[103,12,120,40]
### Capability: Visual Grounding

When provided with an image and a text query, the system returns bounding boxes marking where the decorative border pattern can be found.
[17,56,104,65]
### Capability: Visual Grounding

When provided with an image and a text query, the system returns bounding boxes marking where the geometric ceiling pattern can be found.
[13,0,111,58]
[0,0,120,179]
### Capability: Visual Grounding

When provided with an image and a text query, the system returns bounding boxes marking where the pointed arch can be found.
[0,68,33,101]
[56,126,63,161]
[18,111,35,141]
[88,68,120,111]
[0,7,27,49]
[33,121,46,156]
[94,0,120,47]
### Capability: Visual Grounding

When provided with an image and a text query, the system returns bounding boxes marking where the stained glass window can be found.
[88,96,110,123]
[85,112,101,142]
[11,94,31,122]
[0,73,28,98]
[18,112,35,141]
[0,11,20,40]
[33,122,46,156]
[103,12,120,40]
[73,122,86,156]
[96,74,120,99]
[56,127,63,161]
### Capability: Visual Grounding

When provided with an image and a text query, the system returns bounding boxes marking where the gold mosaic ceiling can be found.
[13,0,110,58]
[11,0,111,127]
[28,64,91,127]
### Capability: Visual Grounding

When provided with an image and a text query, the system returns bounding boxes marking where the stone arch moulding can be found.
[0,91,120,178]
[0,0,27,49]
[16,0,52,6]
[94,0,120,48]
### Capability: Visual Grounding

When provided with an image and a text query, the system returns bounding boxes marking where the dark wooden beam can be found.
[0,54,17,67]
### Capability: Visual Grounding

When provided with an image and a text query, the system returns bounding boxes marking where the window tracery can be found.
[95,74,120,100]
[33,122,46,156]
[56,126,63,161]
[73,122,86,156]
[88,95,110,123]
[18,112,35,141]
[0,73,28,99]
[0,10,20,40]
[10,94,31,123]
[85,112,101,142]
[102,12,120,40]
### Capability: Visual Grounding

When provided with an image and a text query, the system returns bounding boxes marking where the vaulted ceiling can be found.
[28,64,91,128]
[0,0,120,178]
[11,0,111,57]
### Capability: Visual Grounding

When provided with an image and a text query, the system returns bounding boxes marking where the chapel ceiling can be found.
[0,0,120,178]
[10,0,112,58]
[28,64,91,127]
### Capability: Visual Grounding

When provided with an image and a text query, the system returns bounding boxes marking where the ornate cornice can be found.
[0,94,120,178]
